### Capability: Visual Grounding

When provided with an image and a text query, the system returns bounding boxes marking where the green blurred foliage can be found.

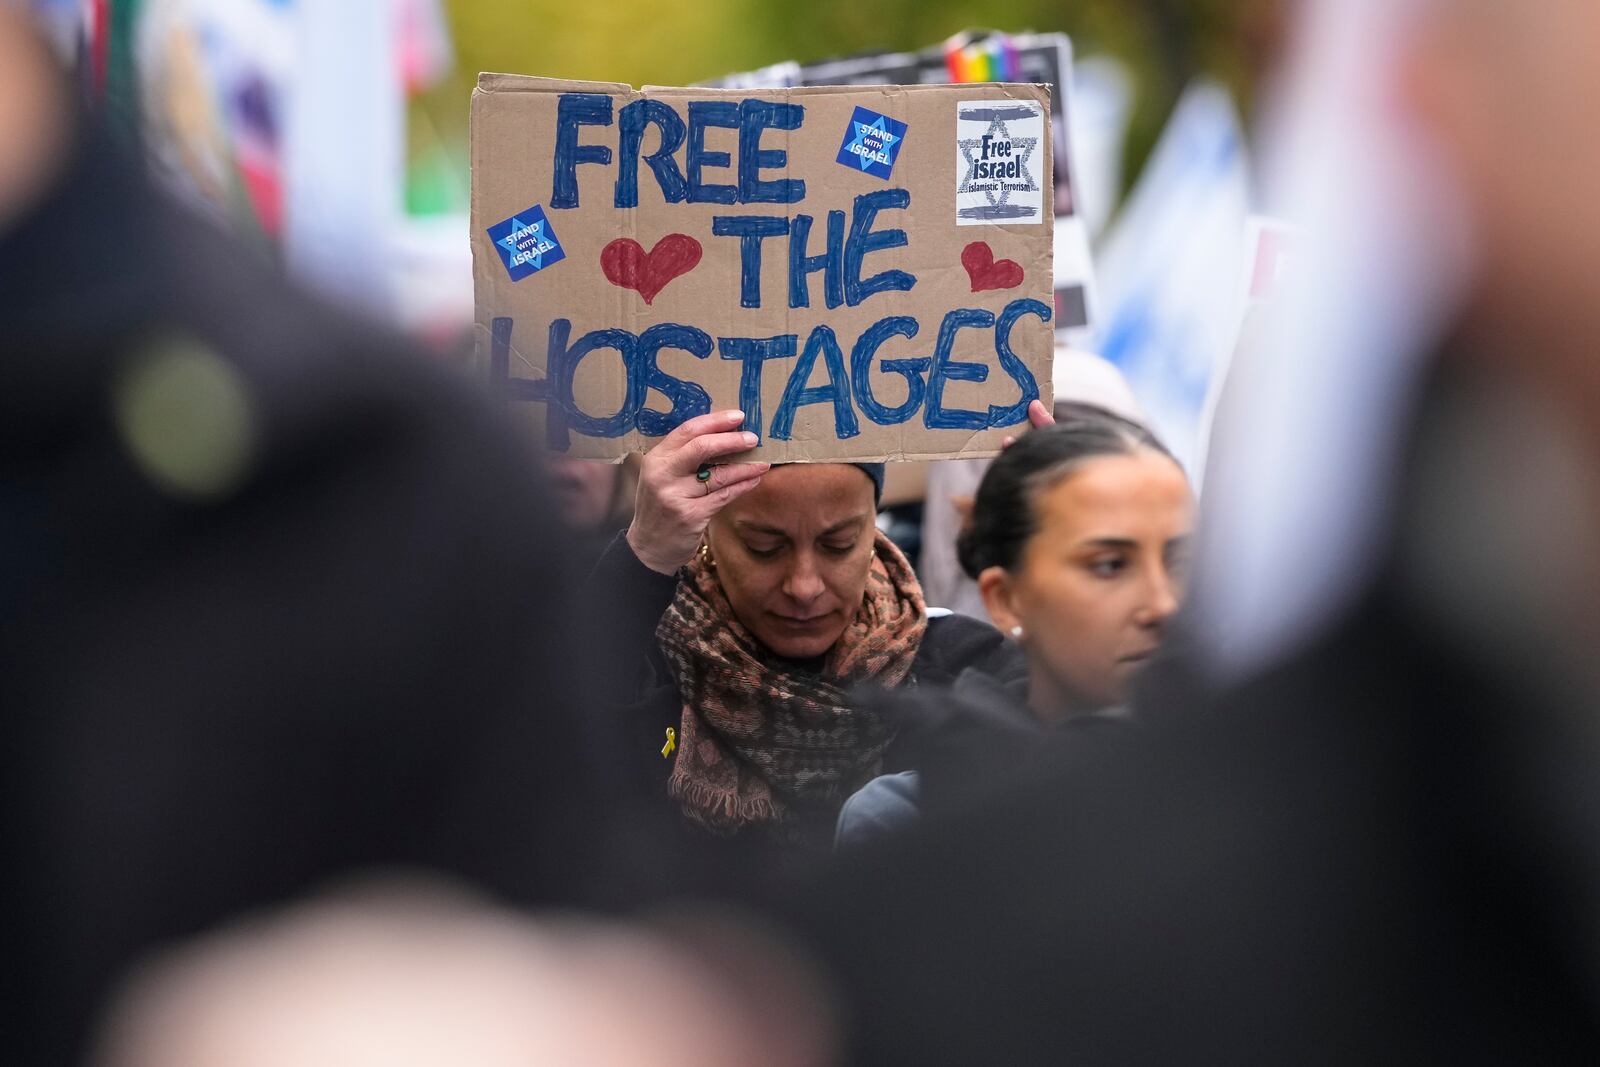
[420,0,1284,214]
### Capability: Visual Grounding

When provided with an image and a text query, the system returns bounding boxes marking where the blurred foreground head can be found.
[1199,0,1600,674]
[1403,0,1600,386]
[94,886,836,1067]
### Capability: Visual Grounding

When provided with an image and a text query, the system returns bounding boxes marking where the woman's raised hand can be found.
[1001,399,1056,449]
[625,410,769,576]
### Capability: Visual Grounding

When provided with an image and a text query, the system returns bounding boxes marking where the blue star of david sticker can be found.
[487,204,566,282]
[496,218,546,266]
[849,117,899,171]
[836,106,908,181]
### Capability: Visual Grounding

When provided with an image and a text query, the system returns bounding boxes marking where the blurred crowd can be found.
[10,1,1600,1064]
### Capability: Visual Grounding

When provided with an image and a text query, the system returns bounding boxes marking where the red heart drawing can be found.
[961,241,1025,293]
[600,234,703,305]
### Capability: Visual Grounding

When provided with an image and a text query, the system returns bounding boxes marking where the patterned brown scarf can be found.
[656,529,928,839]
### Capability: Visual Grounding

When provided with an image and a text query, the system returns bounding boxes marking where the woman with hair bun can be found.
[957,403,1193,720]
[837,405,1194,846]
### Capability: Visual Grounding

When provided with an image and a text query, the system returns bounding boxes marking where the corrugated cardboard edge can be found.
[476,72,634,94]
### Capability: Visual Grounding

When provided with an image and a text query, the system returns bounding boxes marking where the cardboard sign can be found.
[472,75,1054,462]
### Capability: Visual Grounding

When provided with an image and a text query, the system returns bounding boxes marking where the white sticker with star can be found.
[956,100,1046,226]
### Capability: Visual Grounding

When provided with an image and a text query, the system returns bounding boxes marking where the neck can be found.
[1025,661,1097,724]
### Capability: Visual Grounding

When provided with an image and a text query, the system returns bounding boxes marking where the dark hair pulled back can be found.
[956,403,1179,579]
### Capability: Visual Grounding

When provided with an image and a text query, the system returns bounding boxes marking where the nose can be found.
[782,550,826,606]
[1135,562,1181,631]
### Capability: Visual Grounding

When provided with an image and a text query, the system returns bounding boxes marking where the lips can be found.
[771,612,833,629]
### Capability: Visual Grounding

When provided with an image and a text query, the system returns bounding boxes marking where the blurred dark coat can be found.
[802,366,1600,1065]
[835,666,1138,848]
[0,123,649,1066]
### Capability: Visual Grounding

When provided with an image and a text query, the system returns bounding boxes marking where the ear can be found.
[977,565,1022,635]
[702,513,728,560]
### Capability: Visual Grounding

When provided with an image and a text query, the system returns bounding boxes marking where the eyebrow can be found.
[1077,533,1194,550]
[1078,537,1138,551]
[736,517,866,539]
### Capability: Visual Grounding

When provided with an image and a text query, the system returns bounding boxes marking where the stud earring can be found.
[1010,626,1024,639]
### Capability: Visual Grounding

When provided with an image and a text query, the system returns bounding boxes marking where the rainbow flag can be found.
[942,32,1020,84]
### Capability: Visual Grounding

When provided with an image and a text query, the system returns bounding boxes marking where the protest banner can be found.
[472,74,1054,462]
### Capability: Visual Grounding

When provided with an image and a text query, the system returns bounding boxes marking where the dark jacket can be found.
[797,363,1600,1065]
[585,531,1025,845]
[836,667,1140,847]
[4,120,644,1067]
[814,590,1600,1066]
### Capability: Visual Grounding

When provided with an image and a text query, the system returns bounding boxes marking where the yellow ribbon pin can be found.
[661,727,677,758]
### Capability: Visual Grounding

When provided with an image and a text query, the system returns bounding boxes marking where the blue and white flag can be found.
[1092,82,1251,473]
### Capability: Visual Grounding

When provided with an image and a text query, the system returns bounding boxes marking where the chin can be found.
[758,626,844,661]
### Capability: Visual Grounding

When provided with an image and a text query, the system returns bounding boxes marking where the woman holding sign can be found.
[588,406,1049,851]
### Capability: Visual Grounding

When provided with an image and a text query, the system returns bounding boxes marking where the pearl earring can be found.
[1010,626,1024,639]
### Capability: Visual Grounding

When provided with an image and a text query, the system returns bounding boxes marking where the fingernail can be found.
[741,432,758,447]
[724,410,744,422]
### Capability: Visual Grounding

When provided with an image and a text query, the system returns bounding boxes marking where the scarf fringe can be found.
[668,775,782,835]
